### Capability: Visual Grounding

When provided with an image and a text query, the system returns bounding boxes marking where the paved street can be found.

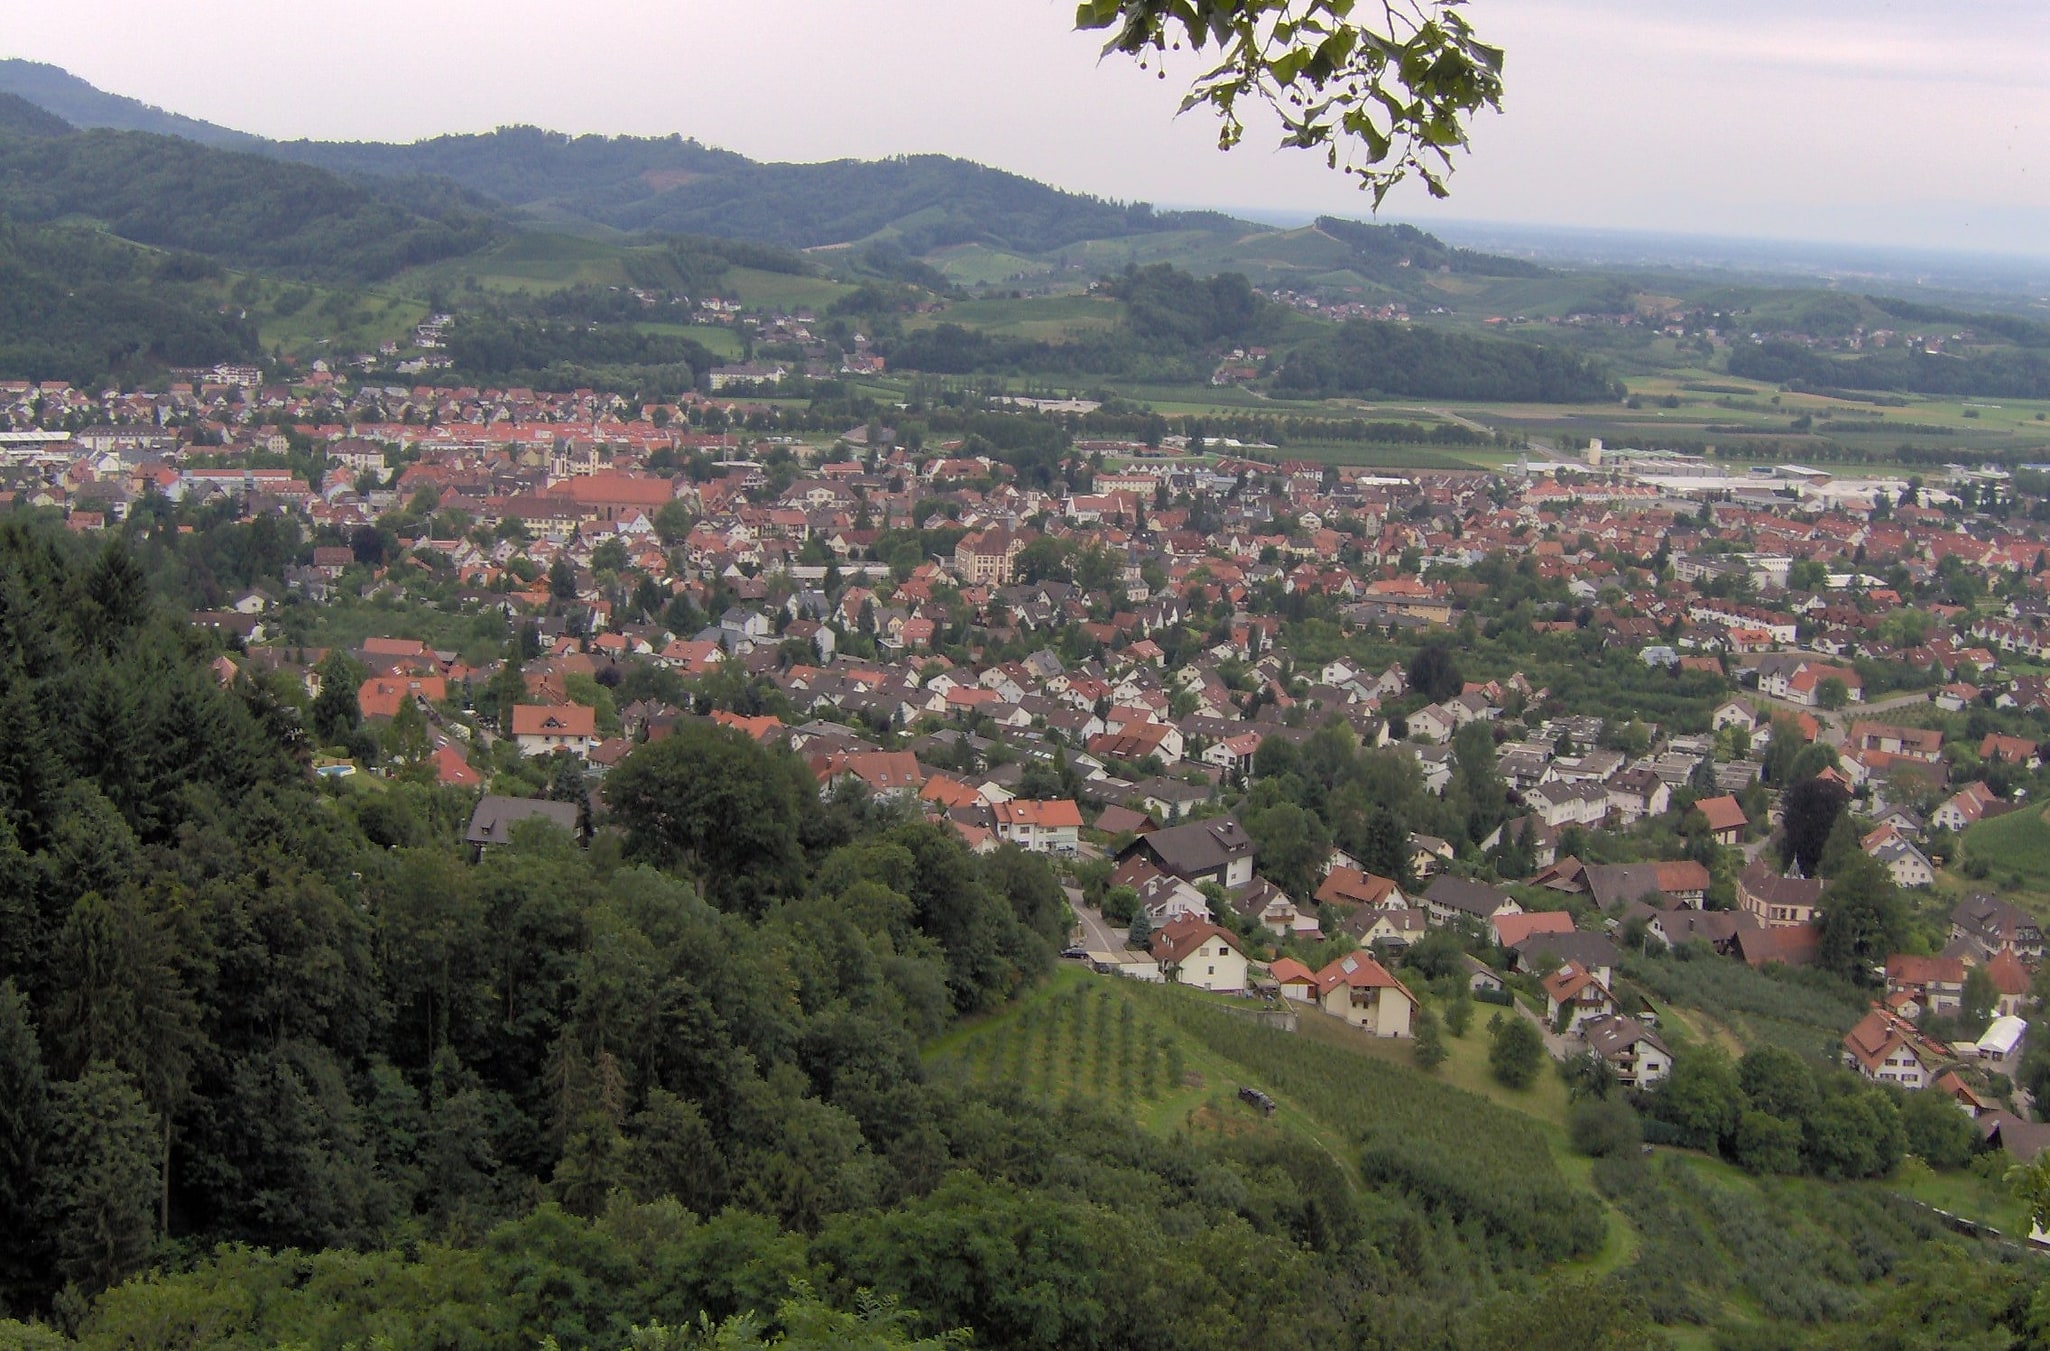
[1071,900,1130,955]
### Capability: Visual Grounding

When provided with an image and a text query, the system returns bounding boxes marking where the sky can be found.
[6,0,2050,257]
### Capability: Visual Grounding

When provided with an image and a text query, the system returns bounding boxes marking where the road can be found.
[1070,899,1132,955]
[1746,686,1934,746]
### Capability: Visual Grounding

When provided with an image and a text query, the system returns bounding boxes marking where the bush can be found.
[1569,1097,1641,1158]
[1412,1006,1448,1071]
[1732,1110,1804,1175]
[1489,1015,1545,1089]
[1898,1086,1976,1169]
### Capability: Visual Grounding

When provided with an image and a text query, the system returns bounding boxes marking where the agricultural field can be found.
[1960,804,2050,891]
[404,230,656,295]
[1266,440,1510,471]
[195,273,427,358]
[636,321,745,359]
[903,293,1123,341]
[1616,955,1864,1060]
[926,968,1197,1116]
[716,264,857,311]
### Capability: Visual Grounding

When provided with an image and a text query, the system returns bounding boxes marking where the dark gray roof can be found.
[1126,817,1255,880]
[1511,930,1621,973]
[1584,863,1676,911]
[1423,876,1514,918]
[466,795,579,846]
[1583,1014,1669,1061]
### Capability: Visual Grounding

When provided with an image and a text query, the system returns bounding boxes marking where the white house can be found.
[991,798,1082,855]
[1582,1015,1673,1088]
[1151,919,1249,993]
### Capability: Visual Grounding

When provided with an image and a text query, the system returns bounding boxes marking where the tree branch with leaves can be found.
[1076,0,1504,204]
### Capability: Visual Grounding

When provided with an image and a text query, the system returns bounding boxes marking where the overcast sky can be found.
[7,0,2050,256]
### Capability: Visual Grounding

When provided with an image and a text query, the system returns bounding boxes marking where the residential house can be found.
[1409,833,1455,877]
[992,798,1083,854]
[1344,905,1430,950]
[1885,954,1966,1017]
[1870,836,1936,888]
[466,795,581,847]
[1314,867,1406,911]
[1233,877,1320,939]
[1151,918,1248,993]
[1695,794,1749,845]
[1581,1015,1673,1088]
[1118,817,1258,889]
[1932,781,2004,833]
[1421,876,1523,929]
[1314,952,1418,1037]
[1542,961,1618,1033]
[1510,931,1621,989]
[812,749,925,799]
[1846,721,1944,764]
[1605,767,1671,825]
[1711,699,1757,733]
[1842,1005,1949,1089]
[1492,909,1576,952]
[511,704,597,759]
[1979,733,2043,769]
[1583,861,1711,912]
[1951,894,2047,963]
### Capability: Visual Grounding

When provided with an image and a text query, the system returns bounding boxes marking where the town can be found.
[9,354,2050,1190]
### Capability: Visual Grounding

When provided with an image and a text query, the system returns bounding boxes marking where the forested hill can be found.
[270,134,1231,255]
[0,62,1559,279]
[1315,216,1551,280]
[0,121,497,283]
[0,216,256,384]
[0,60,259,148]
[0,92,71,139]
[1275,319,1625,403]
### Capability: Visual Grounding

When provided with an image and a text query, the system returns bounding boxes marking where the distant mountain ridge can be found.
[0,59,258,148]
[0,59,1539,280]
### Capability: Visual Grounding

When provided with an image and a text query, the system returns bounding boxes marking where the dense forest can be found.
[1731,338,2050,400]
[0,112,496,283]
[1274,319,1624,403]
[1313,217,1550,280]
[0,215,256,384]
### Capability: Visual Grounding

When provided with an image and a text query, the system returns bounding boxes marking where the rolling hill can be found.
[0,59,258,148]
[0,104,497,283]
[0,62,1550,292]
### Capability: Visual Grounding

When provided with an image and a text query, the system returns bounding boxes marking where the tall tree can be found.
[0,980,50,1306]
[1407,641,1463,703]
[1815,854,1907,983]
[46,1063,158,1296]
[603,723,809,915]
[1779,776,1849,878]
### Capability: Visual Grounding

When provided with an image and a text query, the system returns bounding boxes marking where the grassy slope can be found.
[1961,804,2050,889]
